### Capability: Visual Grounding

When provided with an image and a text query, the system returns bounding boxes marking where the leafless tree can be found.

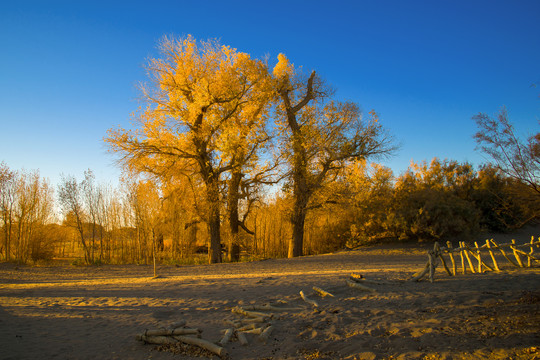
[0,162,16,261]
[58,175,91,264]
[473,107,540,195]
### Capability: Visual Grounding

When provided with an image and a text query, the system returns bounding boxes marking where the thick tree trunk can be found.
[289,204,306,258]
[229,235,241,262]
[208,213,221,263]
[227,171,242,262]
[288,167,310,258]
[206,179,222,264]
[278,72,316,258]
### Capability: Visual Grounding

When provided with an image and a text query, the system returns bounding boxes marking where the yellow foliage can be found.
[106,34,273,184]
[272,53,294,79]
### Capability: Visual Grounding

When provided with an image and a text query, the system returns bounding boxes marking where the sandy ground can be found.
[1,241,539,360]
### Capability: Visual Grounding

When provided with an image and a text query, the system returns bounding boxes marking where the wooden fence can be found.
[412,237,540,282]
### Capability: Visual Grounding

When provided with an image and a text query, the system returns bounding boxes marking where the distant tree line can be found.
[1,156,537,265]
[0,164,56,263]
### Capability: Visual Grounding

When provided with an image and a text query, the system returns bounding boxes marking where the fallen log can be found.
[350,273,391,284]
[259,325,273,343]
[236,323,258,332]
[313,286,334,297]
[346,279,376,292]
[219,328,234,346]
[240,327,264,335]
[350,273,364,280]
[300,290,319,307]
[231,306,272,319]
[237,331,248,346]
[173,335,227,357]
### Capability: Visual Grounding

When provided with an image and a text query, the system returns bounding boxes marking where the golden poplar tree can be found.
[106,36,270,263]
[272,54,395,257]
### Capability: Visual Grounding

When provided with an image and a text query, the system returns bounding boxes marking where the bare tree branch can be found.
[473,107,540,194]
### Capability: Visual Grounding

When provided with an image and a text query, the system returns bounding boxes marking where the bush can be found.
[29,227,56,263]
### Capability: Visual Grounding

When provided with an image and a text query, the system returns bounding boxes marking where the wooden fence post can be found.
[459,242,466,274]
[465,244,494,272]
[490,239,519,267]
[447,241,457,276]
[412,239,539,282]
[438,251,452,276]
[462,242,476,273]
[511,239,524,267]
[528,237,534,267]
[486,239,500,271]
[474,242,482,273]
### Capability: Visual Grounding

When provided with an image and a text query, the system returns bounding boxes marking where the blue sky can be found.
[1,0,539,188]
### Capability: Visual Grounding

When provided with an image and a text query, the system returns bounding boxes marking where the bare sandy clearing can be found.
[1,245,539,360]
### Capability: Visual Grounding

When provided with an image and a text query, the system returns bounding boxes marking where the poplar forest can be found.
[1,36,539,265]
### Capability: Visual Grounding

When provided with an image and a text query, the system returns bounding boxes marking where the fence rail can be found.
[412,237,540,282]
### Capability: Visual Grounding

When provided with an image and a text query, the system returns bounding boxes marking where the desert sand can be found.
[1,239,539,360]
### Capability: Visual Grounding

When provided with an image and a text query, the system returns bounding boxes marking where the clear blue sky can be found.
[1,0,539,188]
